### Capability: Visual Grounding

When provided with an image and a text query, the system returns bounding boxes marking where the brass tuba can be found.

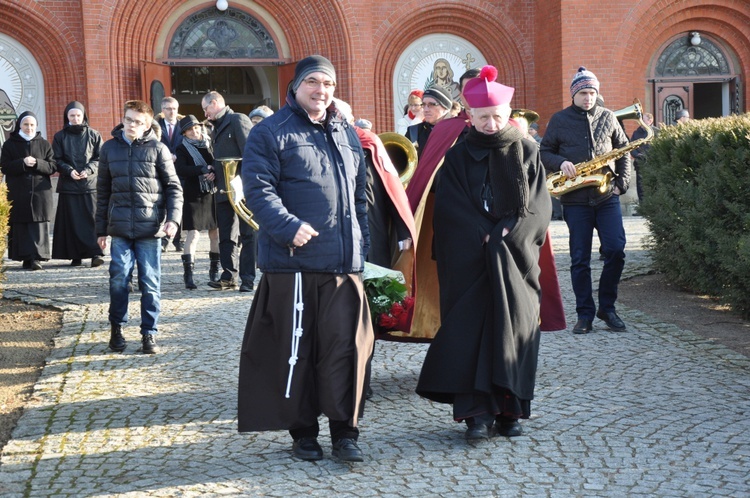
[546,99,654,198]
[218,157,260,230]
[378,132,418,187]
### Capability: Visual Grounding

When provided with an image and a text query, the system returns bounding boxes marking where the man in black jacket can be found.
[540,67,631,335]
[96,100,183,354]
[202,91,255,292]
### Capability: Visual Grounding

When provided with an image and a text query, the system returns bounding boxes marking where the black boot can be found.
[182,254,197,289]
[109,324,127,352]
[208,252,220,283]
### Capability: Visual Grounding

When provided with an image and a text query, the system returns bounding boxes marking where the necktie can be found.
[168,123,173,140]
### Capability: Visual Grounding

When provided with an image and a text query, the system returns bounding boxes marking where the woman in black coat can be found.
[0,111,56,270]
[51,101,105,267]
[173,115,219,289]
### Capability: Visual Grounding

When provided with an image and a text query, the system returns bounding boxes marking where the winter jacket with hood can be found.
[96,121,183,240]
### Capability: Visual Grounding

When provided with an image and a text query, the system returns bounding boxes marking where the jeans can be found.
[563,195,626,320]
[108,236,162,335]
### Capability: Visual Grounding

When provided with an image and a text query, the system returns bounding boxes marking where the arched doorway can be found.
[650,32,742,125]
[144,7,289,119]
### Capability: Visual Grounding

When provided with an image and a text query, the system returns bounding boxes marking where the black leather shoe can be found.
[91,256,105,267]
[71,259,82,267]
[292,437,323,461]
[239,282,254,293]
[464,420,492,441]
[108,324,127,352]
[596,310,627,331]
[30,261,43,271]
[332,438,364,462]
[138,334,158,354]
[572,318,593,334]
[496,418,523,437]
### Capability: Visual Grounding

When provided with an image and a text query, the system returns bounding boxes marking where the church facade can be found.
[0,0,747,143]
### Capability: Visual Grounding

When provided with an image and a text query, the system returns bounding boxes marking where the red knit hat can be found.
[462,65,514,108]
[409,89,424,99]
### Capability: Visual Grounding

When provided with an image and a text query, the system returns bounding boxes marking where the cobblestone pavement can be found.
[1,217,748,497]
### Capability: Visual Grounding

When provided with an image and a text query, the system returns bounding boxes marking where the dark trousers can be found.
[215,201,256,284]
[563,195,626,320]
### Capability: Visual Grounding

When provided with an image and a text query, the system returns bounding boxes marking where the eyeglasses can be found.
[409,103,424,108]
[123,116,146,127]
[303,77,336,89]
[423,102,442,108]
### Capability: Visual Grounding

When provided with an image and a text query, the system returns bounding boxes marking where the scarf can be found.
[182,137,209,170]
[465,124,528,219]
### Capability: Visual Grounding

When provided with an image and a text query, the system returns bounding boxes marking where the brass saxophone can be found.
[546,100,654,198]
[218,157,260,230]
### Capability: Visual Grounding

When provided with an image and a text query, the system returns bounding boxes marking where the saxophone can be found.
[546,100,654,198]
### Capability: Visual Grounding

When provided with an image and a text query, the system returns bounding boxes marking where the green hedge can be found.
[0,180,9,284]
[639,114,750,316]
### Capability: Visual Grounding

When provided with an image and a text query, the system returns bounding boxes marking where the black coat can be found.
[96,123,183,239]
[52,125,102,194]
[208,107,252,203]
[174,141,213,204]
[1,132,56,223]
[416,134,551,404]
[540,104,631,205]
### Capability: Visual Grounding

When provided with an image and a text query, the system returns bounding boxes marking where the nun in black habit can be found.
[0,111,56,269]
[416,66,551,440]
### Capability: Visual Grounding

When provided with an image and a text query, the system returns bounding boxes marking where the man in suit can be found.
[156,96,184,251]
[202,91,256,292]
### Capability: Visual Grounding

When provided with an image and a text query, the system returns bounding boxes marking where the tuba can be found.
[218,157,260,230]
[546,99,654,198]
[378,132,418,187]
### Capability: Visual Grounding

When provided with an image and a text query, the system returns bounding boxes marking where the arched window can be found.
[169,8,278,60]
[655,37,730,77]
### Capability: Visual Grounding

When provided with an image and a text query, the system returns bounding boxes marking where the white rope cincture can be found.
[285,272,304,398]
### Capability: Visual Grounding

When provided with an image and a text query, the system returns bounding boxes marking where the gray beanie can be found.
[423,85,453,110]
[292,55,337,92]
[249,107,273,120]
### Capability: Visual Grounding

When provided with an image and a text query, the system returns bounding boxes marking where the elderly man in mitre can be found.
[416,66,551,441]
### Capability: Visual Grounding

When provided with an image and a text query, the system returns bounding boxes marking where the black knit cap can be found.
[423,85,453,110]
[179,114,201,134]
[292,55,337,92]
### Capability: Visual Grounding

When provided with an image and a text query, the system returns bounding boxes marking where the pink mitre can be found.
[462,65,515,108]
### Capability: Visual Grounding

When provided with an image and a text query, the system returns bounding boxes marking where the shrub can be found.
[639,114,750,316]
[0,181,10,284]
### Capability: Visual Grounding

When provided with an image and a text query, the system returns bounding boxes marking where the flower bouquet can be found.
[363,262,414,332]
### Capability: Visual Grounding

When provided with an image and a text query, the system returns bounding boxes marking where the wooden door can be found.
[655,83,691,126]
[140,61,173,112]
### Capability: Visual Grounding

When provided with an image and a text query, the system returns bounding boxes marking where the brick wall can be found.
[2,0,747,138]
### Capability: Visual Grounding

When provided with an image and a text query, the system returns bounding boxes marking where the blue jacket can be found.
[242,94,369,273]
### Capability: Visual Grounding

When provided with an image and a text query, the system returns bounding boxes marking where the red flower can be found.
[378,313,398,329]
[390,301,405,318]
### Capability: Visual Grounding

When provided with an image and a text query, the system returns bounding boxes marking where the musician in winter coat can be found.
[1,111,56,270]
[540,67,631,335]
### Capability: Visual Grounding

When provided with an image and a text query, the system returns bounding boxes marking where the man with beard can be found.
[416,65,551,440]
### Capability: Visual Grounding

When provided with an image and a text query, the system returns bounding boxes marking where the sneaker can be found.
[108,324,127,352]
[332,438,364,462]
[91,256,105,267]
[138,334,158,354]
[292,437,323,461]
[239,282,254,293]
